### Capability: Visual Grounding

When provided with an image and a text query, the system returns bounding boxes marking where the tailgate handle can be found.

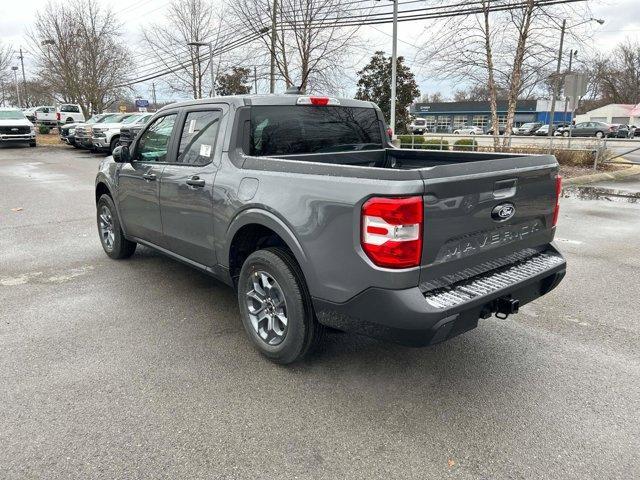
[493,179,517,199]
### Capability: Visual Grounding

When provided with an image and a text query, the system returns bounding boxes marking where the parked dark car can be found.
[486,125,507,135]
[609,124,630,138]
[560,121,616,138]
[515,122,543,135]
[118,113,154,147]
[95,94,566,363]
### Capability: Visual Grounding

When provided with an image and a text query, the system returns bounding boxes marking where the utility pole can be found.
[11,66,20,107]
[254,66,258,94]
[151,82,157,109]
[270,0,277,93]
[390,0,398,138]
[18,47,28,108]
[547,19,565,137]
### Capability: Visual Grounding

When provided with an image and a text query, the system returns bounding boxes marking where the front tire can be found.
[96,194,136,259]
[29,141,36,147]
[109,137,119,154]
[237,248,324,364]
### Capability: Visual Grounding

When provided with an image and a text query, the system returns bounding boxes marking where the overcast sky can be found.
[1,0,639,102]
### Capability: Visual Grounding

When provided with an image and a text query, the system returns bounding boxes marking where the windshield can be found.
[522,123,537,128]
[0,110,27,120]
[414,119,426,125]
[122,115,143,124]
[249,105,383,156]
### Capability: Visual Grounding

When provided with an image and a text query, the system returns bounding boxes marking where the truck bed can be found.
[272,147,535,170]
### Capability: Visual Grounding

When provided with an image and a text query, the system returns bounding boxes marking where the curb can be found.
[564,164,640,186]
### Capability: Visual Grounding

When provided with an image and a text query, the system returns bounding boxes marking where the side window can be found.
[176,110,222,165]
[135,114,177,163]
[61,105,80,113]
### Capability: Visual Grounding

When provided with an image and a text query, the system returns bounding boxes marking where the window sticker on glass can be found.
[199,144,212,157]
[188,119,197,134]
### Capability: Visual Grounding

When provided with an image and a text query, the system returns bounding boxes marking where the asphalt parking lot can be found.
[1,145,639,479]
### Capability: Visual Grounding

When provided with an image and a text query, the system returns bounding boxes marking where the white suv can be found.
[91,113,147,153]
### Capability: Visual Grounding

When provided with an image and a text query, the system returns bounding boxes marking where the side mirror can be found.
[113,145,130,163]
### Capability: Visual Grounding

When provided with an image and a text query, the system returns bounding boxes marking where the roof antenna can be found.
[284,68,312,95]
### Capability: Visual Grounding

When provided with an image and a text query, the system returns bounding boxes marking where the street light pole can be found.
[547,19,565,137]
[562,49,577,124]
[390,0,398,138]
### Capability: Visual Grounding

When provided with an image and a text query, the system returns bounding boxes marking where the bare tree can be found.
[587,40,640,104]
[230,0,365,93]
[0,42,13,106]
[142,0,221,99]
[28,0,131,115]
[418,0,591,145]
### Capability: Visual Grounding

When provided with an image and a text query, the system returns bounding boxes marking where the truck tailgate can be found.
[417,155,560,290]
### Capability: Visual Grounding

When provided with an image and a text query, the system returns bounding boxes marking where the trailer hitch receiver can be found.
[495,297,520,319]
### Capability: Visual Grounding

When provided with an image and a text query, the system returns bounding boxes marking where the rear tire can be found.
[237,247,324,364]
[595,131,604,138]
[96,194,136,259]
[563,131,569,137]
[29,142,36,147]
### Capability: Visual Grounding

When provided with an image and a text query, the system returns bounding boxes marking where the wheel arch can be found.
[224,209,310,288]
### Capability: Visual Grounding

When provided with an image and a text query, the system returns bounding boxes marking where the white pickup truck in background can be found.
[57,104,85,125]
[25,104,85,128]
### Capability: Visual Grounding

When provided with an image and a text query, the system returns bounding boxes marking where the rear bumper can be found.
[313,247,566,347]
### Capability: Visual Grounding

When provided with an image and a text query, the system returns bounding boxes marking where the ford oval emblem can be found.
[491,203,515,222]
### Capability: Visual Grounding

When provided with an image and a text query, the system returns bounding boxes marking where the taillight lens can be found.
[361,196,423,268]
[56,112,61,121]
[552,175,562,227]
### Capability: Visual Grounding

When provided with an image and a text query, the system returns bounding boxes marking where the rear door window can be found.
[249,105,382,156]
[176,110,222,165]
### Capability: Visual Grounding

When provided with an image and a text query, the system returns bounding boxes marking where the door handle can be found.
[186,176,205,188]
[142,173,156,181]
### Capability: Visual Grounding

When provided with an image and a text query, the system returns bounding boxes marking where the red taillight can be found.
[386,127,393,138]
[56,112,61,121]
[310,96,329,106]
[361,196,423,269]
[552,175,562,227]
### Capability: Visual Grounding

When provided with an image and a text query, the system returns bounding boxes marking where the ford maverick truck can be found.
[95,94,566,363]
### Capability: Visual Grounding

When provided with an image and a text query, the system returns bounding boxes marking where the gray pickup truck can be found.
[95,94,566,363]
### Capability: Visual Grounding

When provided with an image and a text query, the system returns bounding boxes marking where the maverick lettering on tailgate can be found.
[435,220,543,263]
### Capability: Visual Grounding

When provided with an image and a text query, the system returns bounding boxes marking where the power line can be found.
[119,0,585,88]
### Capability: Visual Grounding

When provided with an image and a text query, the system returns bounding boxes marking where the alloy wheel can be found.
[245,271,288,345]
[98,205,115,252]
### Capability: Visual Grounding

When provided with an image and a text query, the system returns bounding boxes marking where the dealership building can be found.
[410,100,574,132]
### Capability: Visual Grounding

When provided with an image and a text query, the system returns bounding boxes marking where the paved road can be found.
[1,146,639,479]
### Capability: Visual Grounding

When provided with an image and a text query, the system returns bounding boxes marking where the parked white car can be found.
[453,125,484,135]
[57,104,85,125]
[0,108,37,147]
